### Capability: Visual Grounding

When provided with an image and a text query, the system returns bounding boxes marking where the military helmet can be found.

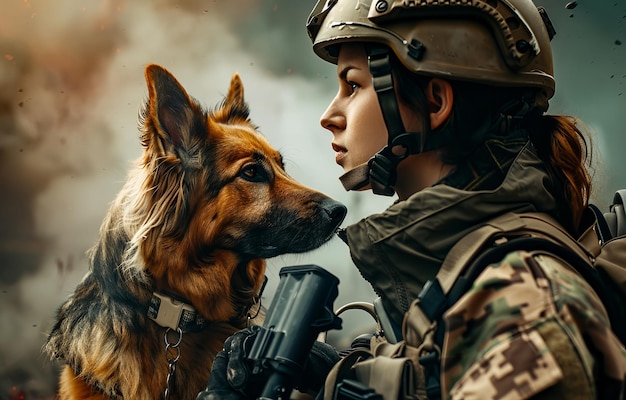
[307,0,556,101]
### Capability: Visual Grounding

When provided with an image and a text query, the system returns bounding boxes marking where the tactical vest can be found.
[325,191,626,400]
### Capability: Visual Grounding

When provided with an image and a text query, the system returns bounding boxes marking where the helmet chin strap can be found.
[339,162,370,191]
[340,46,423,196]
[366,47,413,195]
[340,46,453,195]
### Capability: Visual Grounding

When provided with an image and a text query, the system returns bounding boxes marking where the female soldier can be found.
[199,0,626,398]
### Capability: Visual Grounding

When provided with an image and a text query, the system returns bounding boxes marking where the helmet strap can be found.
[342,47,453,195]
[366,46,422,196]
[338,162,370,191]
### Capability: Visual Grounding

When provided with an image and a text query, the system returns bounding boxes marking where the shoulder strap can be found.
[404,212,601,399]
[606,189,626,238]
[588,203,614,244]
[406,212,593,346]
[589,189,626,243]
[437,212,593,295]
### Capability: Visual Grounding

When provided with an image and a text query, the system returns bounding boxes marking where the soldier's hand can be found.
[196,326,262,400]
[196,326,341,399]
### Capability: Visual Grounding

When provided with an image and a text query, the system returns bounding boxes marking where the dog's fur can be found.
[45,64,346,400]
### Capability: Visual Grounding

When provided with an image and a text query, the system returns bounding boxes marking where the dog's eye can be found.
[239,164,268,182]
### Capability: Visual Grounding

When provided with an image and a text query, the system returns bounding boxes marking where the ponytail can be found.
[528,115,592,232]
[393,58,593,231]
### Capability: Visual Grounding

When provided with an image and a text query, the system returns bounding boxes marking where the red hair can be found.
[529,115,593,231]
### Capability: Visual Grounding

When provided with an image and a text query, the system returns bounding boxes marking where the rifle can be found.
[247,264,343,399]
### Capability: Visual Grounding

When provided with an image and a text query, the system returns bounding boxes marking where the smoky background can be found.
[0,0,624,398]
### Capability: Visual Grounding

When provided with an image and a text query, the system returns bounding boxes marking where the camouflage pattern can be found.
[343,142,626,399]
[442,250,626,399]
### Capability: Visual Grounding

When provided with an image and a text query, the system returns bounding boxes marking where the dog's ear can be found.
[226,73,245,108]
[220,73,250,123]
[143,64,205,162]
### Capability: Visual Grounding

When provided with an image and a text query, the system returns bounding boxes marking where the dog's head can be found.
[120,65,345,321]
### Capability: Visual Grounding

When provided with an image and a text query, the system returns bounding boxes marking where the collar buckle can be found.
[148,292,196,331]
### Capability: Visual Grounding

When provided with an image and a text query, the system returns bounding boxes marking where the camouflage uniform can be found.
[341,140,626,399]
[442,250,626,399]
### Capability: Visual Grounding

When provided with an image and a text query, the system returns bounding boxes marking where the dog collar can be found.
[147,292,209,333]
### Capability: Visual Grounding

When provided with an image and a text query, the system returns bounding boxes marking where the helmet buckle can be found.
[368,150,397,196]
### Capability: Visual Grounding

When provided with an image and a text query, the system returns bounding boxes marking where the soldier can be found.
[199,0,626,399]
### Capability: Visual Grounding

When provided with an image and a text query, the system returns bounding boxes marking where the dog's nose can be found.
[323,199,347,226]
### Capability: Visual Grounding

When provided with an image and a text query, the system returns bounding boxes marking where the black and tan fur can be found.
[44,64,346,400]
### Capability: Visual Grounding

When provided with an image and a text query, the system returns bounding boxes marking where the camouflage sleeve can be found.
[440,250,626,400]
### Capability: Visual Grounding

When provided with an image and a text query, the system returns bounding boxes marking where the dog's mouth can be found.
[238,198,347,259]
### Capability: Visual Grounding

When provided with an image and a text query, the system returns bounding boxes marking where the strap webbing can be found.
[368,47,407,148]
[437,212,593,296]
[339,163,370,191]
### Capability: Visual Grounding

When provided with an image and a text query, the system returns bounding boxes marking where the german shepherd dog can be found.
[45,64,347,400]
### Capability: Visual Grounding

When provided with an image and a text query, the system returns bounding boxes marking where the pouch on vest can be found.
[324,338,427,400]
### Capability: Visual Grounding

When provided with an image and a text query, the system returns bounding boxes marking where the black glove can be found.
[196,326,341,399]
[299,338,342,395]
[196,326,260,400]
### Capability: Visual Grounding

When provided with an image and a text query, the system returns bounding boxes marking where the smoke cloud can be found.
[0,1,379,396]
[0,0,624,397]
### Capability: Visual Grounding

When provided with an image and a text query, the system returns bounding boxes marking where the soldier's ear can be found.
[426,78,453,130]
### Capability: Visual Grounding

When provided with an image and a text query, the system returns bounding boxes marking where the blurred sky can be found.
[0,0,624,397]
